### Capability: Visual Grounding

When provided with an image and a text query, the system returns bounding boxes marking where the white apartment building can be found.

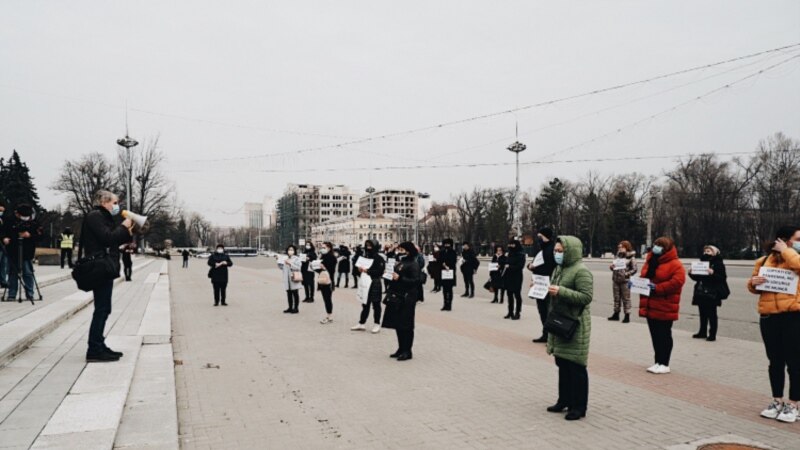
[359,189,419,220]
[310,215,412,248]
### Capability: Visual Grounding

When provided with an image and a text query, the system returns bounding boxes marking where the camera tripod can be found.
[1,238,43,305]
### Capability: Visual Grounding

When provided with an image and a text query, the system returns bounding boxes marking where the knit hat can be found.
[538,227,554,241]
[704,245,720,256]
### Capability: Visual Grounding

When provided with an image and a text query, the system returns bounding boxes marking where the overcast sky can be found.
[1,1,799,226]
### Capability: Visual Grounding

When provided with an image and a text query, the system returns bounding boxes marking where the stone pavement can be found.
[171,258,799,450]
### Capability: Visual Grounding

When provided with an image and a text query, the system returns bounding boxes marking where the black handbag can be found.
[483,280,495,293]
[420,272,428,285]
[72,221,119,292]
[693,281,718,303]
[383,289,403,305]
[544,304,586,341]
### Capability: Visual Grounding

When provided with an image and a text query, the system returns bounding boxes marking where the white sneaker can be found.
[777,403,798,423]
[371,324,381,334]
[761,399,784,419]
[646,364,659,373]
[350,324,366,331]
[320,317,333,324]
[654,364,671,374]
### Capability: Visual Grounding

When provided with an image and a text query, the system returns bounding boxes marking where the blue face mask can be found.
[554,252,564,265]
[652,245,663,255]
[111,204,121,216]
[793,242,800,253]
[0,211,4,217]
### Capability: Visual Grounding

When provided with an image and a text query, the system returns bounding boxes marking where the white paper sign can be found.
[383,261,396,280]
[532,252,545,268]
[357,273,371,304]
[757,267,799,295]
[277,255,288,265]
[297,253,308,263]
[528,275,550,300]
[630,276,651,296]
[428,255,435,262]
[441,270,454,280]
[613,259,627,271]
[290,257,302,270]
[310,260,322,271]
[488,262,499,272]
[691,261,710,275]
[355,257,374,270]
[298,239,306,247]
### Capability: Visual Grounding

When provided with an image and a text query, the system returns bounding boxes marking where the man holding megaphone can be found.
[121,210,148,234]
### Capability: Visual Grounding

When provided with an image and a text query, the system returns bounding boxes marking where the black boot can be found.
[565,410,586,421]
[547,403,568,413]
[622,313,630,323]
[608,312,620,321]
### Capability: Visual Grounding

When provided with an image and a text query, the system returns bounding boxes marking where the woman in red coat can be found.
[638,237,686,375]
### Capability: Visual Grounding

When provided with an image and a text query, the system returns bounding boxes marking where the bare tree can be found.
[117,136,173,218]
[51,152,120,215]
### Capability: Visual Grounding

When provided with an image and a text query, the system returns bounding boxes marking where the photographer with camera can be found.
[81,190,133,362]
[2,204,43,301]
[0,202,8,288]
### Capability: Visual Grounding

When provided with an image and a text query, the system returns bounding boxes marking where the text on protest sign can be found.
[528,275,550,300]
[691,261,710,275]
[612,259,627,271]
[756,267,800,295]
[355,257,374,270]
[630,276,651,296]
[488,262,499,272]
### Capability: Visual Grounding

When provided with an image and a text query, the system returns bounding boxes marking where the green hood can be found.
[558,235,583,267]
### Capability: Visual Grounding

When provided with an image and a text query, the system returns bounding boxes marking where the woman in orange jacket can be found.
[748,226,800,424]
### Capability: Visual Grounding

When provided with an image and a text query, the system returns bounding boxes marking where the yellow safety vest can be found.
[60,233,74,249]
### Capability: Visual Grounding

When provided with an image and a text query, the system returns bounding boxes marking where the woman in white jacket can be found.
[278,245,303,314]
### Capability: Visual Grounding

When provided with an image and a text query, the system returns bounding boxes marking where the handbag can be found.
[544,303,586,341]
[383,289,403,305]
[72,221,119,292]
[483,280,495,293]
[420,272,428,285]
[291,271,303,283]
[693,281,717,303]
[317,270,331,286]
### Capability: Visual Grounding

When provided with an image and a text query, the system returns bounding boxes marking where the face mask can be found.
[20,215,31,221]
[554,252,564,265]
[434,247,439,252]
[305,245,311,250]
[288,250,295,256]
[0,211,4,217]
[366,247,373,253]
[652,245,663,255]
[793,242,800,252]
[397,252,407,260]
[216,248,224,254]
[700,254,712,261]
[617,252,625,258]
[110,204,120,216]
[320,248,329,255]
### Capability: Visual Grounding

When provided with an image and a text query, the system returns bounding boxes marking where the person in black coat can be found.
[351,245,363,289]
[317,242,337,324]
[382,242,422,361]
[439,238,458,311]
[530,227,557,342]
[415,245,426,302]
[490,246,507,304]
[80,190,134,362]
[301,242,317,302]
[460,242,480,298]
[428,245,443,293]
[182,249,190,268]
[121,243,134,281]
[336,245,351,288]
[208,244,233,306]
[688,245,729,341]
[3,204,44,301]
[351,239,386,333]
[503,238,526,320]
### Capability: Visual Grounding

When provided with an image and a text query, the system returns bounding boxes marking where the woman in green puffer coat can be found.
[545,235,593,421]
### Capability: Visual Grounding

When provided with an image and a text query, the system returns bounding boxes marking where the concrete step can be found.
[0,260,154,368]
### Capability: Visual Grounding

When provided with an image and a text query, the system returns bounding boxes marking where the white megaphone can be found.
[121,210,148,231]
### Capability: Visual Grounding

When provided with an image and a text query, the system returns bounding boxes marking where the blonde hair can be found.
[93,190,117,206]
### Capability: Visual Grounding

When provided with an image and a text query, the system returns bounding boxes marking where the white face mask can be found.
[320,248,329,255]
[288,250,295,256]
[216,248,224,254]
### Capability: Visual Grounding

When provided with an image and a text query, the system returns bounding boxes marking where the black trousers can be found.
[352,273,359,288]
[60,248,73,268]
[88,280,113,353]
[697,303,718,337]
[320,285,333,314]
[396,329,415,354]
[462,271,475,296]
[286,289,299,310]
[493,288,505,303]
[213,282,227,304]
[536,297,549,337]
[417,283,424,302]
[433,277,441,291]
[647,318,674,366]
[337,272,349,287]
[123,263,132,281]
[360,298,382,324]
[507,286,522,316]
[555,357,589,412]
[182,259,188,268]
[760,312,800,401]
[442,285,454,310]
[303,281,315,300]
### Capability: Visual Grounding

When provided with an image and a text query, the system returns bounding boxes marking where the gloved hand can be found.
[649,282,657,296]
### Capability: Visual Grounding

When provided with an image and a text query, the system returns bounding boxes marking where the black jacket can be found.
[208,252,233,284]
[3,216,44,261]
[440,247,458,286]
[689,255,729,306]
[319,252,337,279]
[460,249,480,274]
[532,240,557,277]
[80,207,132,273]
[490,253,507,283]
[382,257,421,330]
[351,248,363,276]
[503,249,526,289]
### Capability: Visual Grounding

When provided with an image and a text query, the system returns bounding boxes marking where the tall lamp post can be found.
[507,135,526,239]
[116,133,139,212]
[366,186,376,240]
[414,191,430,245]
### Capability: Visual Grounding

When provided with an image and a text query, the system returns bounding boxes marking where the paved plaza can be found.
[171,257,799,449]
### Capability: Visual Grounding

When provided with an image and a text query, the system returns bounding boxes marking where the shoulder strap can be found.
[77,218,88,260]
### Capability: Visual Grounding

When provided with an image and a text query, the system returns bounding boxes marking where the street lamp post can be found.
[415,192,430,245]
[116,134,139,212]
[366,186,376,240]
[507,138,526,239]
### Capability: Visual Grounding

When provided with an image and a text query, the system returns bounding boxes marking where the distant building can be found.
[276,184,359,246]
[310,214,412,249]
[244,202,264,229]
[359,189,418,220]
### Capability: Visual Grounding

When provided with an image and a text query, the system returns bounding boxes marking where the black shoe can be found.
[86,351,120,363]
[290,309,299,314]
[565,410,586,420]
[461,293,469,298]
[706,336,716,342]
[221,302,228,306]
[283,308,293,313]
[469,294,474,299]
[302,299,312,303]
[504,313,513,319]
[397,352,413,361]
[512,314,520,320]
[608,312,620,321]
[104,347,124,358]
[214,303,219,306]
[547,403,568,413]
[390,350,401,358]
[491,299,498,304]
[692,333,707,339]
[532,336,548,343]
[622,314,630,323]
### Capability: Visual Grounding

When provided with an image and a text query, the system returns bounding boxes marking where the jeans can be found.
[88,280,114,353]
[7,259,34,299]
[320,285,333,314]
[555,357,589,412]
[647,318,674,366]
[213,282,227,304]
[760,312,800,401]
[286,289,299,310]
[698,303,718,337]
